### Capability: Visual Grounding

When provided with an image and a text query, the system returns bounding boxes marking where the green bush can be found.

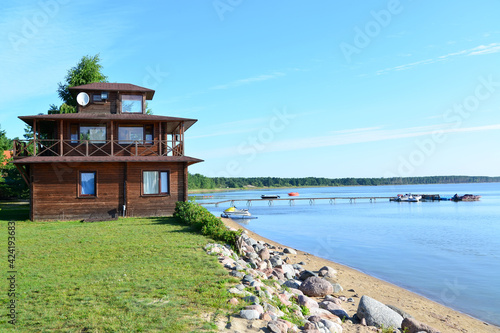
[174,201,241,248]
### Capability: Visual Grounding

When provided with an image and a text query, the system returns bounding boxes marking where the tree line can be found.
[188,173,500,190]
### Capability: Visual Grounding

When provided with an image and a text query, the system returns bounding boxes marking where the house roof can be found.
[19,113,198,132]
[68,83,155,100]
[12,155,203,166]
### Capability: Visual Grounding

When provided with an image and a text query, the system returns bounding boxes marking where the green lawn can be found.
[0,203,235,332]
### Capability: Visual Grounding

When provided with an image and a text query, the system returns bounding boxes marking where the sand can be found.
[220,217,499,333]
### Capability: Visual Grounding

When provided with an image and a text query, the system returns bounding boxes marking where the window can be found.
[80,125,106,143]
[70,124,79,143]
[122,95,142,113]
[118,125,153,144]
[93,94,102,102]
[143,171,169,195]
[80,172,96,197]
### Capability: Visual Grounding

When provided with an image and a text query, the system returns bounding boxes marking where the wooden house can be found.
[12,83,202,221]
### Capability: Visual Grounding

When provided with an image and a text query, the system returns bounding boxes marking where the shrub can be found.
[174,201,241,248]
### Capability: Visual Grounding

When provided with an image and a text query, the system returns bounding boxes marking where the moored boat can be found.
[261,194,280,199]
[288,192,299,196]
[221,206,257,219]
[451,194,481,201]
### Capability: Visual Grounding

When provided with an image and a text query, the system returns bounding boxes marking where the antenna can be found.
[76,92,90,106]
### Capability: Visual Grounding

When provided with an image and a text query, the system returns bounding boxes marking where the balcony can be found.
[13,139,184,158]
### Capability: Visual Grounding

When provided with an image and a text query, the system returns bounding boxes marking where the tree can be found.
[52,54,108,114]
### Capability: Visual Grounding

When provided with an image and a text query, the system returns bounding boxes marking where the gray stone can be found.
[387,304,413,319]
[299,276,334,297]
[321,319,343,333]
[284,247,297,255]
[283,279,302,289]
[243,295,260,304]
[242,274,254,285]
[299,270,317,281]
[402,317,441,333]
[253,243,265,252]
[240,309,260,320]
[230,271,245,278]
[318,266,337,278]
[357,295,403,329]
[270,255,283,267]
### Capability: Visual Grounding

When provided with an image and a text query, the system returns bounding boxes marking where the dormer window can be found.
[122,95,142,113]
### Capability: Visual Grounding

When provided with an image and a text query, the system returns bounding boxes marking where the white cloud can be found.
[376,43,500,75]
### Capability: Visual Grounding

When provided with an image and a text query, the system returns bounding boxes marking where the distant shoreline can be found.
[188,182,500,194]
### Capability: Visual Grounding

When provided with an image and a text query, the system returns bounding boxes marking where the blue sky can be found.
[1,0,500,178]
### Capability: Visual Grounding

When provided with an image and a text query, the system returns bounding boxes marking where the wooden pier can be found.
[200,196,394,207]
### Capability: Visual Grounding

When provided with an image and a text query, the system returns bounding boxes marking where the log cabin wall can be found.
[125,162,185,217]
[31,162,124,221]
[30,161,185,220]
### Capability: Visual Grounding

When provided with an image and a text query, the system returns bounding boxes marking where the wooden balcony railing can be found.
[12,139,184,158]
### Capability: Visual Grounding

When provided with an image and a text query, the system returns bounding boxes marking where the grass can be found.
[0,203,237,332]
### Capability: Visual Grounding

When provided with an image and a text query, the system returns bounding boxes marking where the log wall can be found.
[31,161,186,221]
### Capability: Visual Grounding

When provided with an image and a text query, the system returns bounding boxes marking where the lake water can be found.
[192,183,500,326]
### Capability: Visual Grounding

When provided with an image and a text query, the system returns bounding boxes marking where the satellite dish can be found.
[76,92,90,106]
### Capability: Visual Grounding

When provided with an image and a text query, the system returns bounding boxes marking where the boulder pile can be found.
[205,231,441,333]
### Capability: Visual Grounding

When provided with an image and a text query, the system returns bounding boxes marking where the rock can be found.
[288,288,303,296]
[246,304,264,315]
[284,247,297,254]
[240,309,260,320]
[293,263,302,270]
[228,287,244,294]
[270,255,283,267]
[283,279,302,289]
[357,295,403,329]
[319,301,349,320]
[386,304,413,319]
[297,295,319,309]
[259,248,271,261]
[230,271,245,278]
[402,317,441,333]
[268,320,289,333]
[309,308,341,322]
[228,297,239,306]
[261,312,273,321]
[321,319,343,333]
[299,270,317,281]
[242,274,254,285]
[253,243,265,252]
[243,295,260,304]
[299,276,334,297]
[318,266,337,278]
[331,283,343,293]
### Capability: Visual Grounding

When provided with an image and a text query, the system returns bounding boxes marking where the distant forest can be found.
[188,174,500,190]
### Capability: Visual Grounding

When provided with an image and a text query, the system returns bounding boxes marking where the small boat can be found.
[288,192,299,196]
[392,194,421,202]
[451,194,481,201]
[261,194,280,199]
[221,206,257,219]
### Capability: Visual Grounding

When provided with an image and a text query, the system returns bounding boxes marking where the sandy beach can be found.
[220,217,499,333]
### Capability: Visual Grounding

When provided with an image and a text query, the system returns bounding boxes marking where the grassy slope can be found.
[0,204,235,332]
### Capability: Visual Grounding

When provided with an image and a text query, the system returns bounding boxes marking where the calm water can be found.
[193,183,500,326]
